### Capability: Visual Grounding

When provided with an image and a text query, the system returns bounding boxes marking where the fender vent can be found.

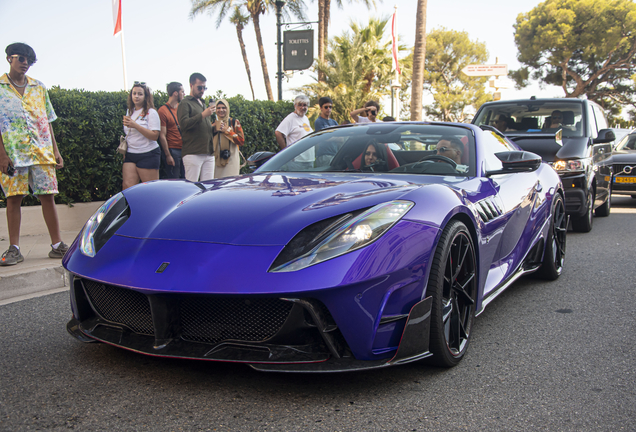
[474,197,503,223]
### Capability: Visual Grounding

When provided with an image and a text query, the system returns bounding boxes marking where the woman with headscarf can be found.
[212,99,245,178]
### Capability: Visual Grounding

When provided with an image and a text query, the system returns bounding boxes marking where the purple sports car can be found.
[64,122,566,372]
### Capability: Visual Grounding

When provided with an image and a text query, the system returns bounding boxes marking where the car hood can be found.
[506,134,588,162]
[611,151,636,163]
[116,173,429,246]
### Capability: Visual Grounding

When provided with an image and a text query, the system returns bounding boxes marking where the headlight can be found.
[271,200,414,272]
[551,158,589,174]
[80,193,130,257]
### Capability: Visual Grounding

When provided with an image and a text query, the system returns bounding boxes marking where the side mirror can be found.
[247,151,276,171]
[485,151,542,176]
[593,129,615,144]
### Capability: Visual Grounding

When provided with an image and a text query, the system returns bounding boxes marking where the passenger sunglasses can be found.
[9,54,35,65]
[197,85,207,91]
[322,105,333,110]
[365,151,377,156]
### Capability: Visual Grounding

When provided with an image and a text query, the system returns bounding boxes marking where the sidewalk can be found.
[0,201,103,305]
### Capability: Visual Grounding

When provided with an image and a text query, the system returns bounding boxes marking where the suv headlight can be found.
[80,193,130,257]
[271,200,414,272]
[551,158,589,174]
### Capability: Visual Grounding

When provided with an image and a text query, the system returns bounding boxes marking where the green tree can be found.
[191,0,307,101]
[422,28,490,122]
[300,17,408,124]
[512,0,636,114]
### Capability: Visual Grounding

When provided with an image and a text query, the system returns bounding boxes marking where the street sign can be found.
[461,64,508,77]
[489,78,511,89]
[284,30,314,71]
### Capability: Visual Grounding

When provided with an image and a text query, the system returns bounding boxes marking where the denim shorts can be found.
[125,147,161,169]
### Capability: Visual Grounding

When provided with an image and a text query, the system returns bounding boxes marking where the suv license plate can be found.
[615,176,636,183]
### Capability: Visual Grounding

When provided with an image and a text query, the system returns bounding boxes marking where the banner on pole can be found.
[391,10,401,75]
[112,0,122,36]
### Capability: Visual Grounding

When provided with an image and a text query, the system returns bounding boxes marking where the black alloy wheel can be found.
[426,220,477,367]
[572,189,594,232]
[536,194,567,280]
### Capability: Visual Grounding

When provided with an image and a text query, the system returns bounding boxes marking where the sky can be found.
[0,0,563,110]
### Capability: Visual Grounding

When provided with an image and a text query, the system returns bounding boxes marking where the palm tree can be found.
[410,0,427,120]
[317,0,377,82]
[191,0,307,101]
[301,18,406,123]
[229,7,255,100]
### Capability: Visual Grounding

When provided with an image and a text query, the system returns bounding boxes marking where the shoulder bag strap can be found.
[165,104,182,136]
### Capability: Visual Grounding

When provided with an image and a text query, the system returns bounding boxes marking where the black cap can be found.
[5,43,37,64]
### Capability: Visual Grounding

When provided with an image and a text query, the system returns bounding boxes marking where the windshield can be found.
[615,133,636,151]
[474,101,585,138]
[258,124,476,177]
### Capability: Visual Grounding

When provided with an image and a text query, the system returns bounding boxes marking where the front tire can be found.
[426,220,477,367]
[572,189,593,232]
[535,194,567,280]
[595,187,611,217]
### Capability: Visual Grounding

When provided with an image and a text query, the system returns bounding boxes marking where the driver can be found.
[435,137,463,164]
[361,141,388,171]
[545,110,563,129]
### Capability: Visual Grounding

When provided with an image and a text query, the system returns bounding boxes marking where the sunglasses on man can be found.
[437,146,456,153]
[197,85,207,91]
[9,54,35,66]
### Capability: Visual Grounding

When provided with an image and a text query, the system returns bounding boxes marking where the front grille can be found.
[83,280,154,335]
[181,298,293,344]
[614,164,636,175]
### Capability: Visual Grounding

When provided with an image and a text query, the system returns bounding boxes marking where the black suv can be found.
[473,98,614,232]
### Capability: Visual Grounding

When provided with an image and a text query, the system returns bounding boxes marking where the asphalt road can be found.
[1,197,635,432]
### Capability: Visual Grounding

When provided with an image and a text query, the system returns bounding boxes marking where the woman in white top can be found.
[122,82,161,190]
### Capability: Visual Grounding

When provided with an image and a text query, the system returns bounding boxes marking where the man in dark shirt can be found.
[177,73,215,182]
[314,97,340,166]
[314,97,338,131]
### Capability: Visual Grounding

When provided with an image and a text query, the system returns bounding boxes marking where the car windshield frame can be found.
[614,133,636,151]
[257,123,477,177]
[474,100,586,138]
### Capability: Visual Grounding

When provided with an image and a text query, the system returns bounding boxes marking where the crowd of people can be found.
[121,73,245,188]
[0,41,395,267]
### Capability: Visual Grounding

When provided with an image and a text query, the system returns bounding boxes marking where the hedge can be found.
[0,88,294,206]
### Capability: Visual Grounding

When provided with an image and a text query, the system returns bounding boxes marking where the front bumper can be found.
[67,275,433,372]
[560,172,590,217]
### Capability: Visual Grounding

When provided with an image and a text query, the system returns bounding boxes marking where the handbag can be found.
[117,135,128,155]
[119,109,142,155]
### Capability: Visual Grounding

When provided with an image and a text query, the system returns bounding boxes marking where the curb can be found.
[0,265,68,305]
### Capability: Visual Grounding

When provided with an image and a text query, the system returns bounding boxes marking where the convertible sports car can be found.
[64,122,567,372]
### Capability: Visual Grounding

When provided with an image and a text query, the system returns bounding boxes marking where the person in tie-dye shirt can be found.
[0,43,68,266]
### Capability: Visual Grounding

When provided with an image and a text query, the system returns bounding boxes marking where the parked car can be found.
[473,97,614,232]
[64,122,566,372]
[611,131,636,198]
